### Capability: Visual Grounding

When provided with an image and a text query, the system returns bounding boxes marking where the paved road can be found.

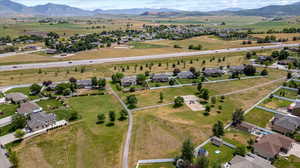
[0,43,299,72]
[0,116,12,128]
[0,147,12,168]
[0,49,46,58]
[107,86,132,168]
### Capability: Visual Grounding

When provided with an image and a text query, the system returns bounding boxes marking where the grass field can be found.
[202,142,234,166]
[245,108,274,128]
[14,94,127,168]
[251,33,300,40]
[223,128,255,146]
[0,104,17,119]
[275,88,298,99]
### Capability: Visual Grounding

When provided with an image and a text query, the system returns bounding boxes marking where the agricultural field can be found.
[12,94,128,168]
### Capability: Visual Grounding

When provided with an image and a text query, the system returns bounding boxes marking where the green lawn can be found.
[274,155,300,168]
[223,128,255,147]
[274,89,298,99]
[6,87,39,100]
[15,95,128,168]
[130,42,168,49]
[260,97,291,110]
[36,99,64,111]
[203,143,234,166]
[245,108,274,128]
[139,162,175,168]
[0,104,17,119]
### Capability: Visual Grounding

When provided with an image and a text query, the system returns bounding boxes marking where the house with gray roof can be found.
[5,93,28,104]
[151,73,171,82]
[203,68,224,77]
[271,114,300,134]
[228,154,275,168]
[177,71,195,79]
[121,76,137,87]
[76,80,92,89]
[229,65,245,74]
[27,112,56,132]
[17,102,42,116]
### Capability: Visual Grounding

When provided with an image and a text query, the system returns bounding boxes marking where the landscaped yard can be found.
[6,87,39,100]
[13,94,128,168]
[274,155,300,168]
[139,162,175,168]
[223,128,255,146]
[244,108,274,128]
[202,142,234,166]
[274,88,298,99]
[260,97,291,110]
[0,104,17,119]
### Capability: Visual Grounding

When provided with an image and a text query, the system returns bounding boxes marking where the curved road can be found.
[0,43,299,72]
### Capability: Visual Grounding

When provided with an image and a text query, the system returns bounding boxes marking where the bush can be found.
[174,97,184,108]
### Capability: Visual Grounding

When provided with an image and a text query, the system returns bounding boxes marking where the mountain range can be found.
[1,0,300,17]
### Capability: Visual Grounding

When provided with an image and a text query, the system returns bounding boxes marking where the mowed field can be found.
[13,94,127,168]
[143,35,260,50]
[128,69,285,167]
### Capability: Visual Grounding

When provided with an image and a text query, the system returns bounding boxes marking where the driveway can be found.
[287,143,300,157]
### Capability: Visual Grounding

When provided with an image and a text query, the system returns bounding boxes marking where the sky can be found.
[11,0,300,11]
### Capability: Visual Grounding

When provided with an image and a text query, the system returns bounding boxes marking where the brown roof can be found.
[254,134,295,156]
[17,102,42,115]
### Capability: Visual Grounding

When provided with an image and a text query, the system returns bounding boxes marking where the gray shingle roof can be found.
[230,154,275,168]
[273,115,300,132]
[5,93,28,103]
[27,112,56,131]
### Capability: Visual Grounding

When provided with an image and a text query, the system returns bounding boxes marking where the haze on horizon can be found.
[9,0,300,11]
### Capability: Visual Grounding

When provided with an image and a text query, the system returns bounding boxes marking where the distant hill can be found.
[2,0,300,17]
[234,2,300,17]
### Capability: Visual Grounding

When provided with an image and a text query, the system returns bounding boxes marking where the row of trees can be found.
[97,109,128,126]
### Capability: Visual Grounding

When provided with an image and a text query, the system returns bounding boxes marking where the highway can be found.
[0,43,299,72]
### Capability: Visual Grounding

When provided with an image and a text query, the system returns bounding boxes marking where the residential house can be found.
[255,56,273,64]
[288,101,300,117]
[5,93,28,104]
[121,76,137,87]
[151,73,171,82]
[27,112,56,132]
[76,80,92,89]
[228,65,245,74]
[253,134,295,160]
[17,102,43,116]
[236,122,255,133]
[203,68,224,77]
[211,136,223,147]
[228,154,275,168]
[177,71,195,79]
[271,114,300,135]
[46,49,57,54]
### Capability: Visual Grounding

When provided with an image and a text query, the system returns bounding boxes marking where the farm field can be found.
[13,94,128,168]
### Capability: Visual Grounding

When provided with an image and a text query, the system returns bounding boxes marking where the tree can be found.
[246,52,252,59]
[195,157,209,168]
[200,88,209,101]
[118,109,127,121]
[287,72,292,79]
[234,146,246,156]
[91,77,98,87]
[189,67,196,74]
[98,78,106,89]
[197,82,202,93]
[260,69,268,76]
[69,111,79,121]
[14,129,25,138]
[109,111,116,122]
[160,92,164,103]
[30,83,42,95]
[244,65,256,76]
[97,112,105,124]
[173,68,181,75]
[126,95,138,109]
[137,74,146,85]
[174,97,184,108]
[11,114,27,131]
[69,77,77,84]
[232,109,244,126]
[212,121,224,137]
[181,139,194,163]
[211,96,217,104]
[112,72,124,83]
